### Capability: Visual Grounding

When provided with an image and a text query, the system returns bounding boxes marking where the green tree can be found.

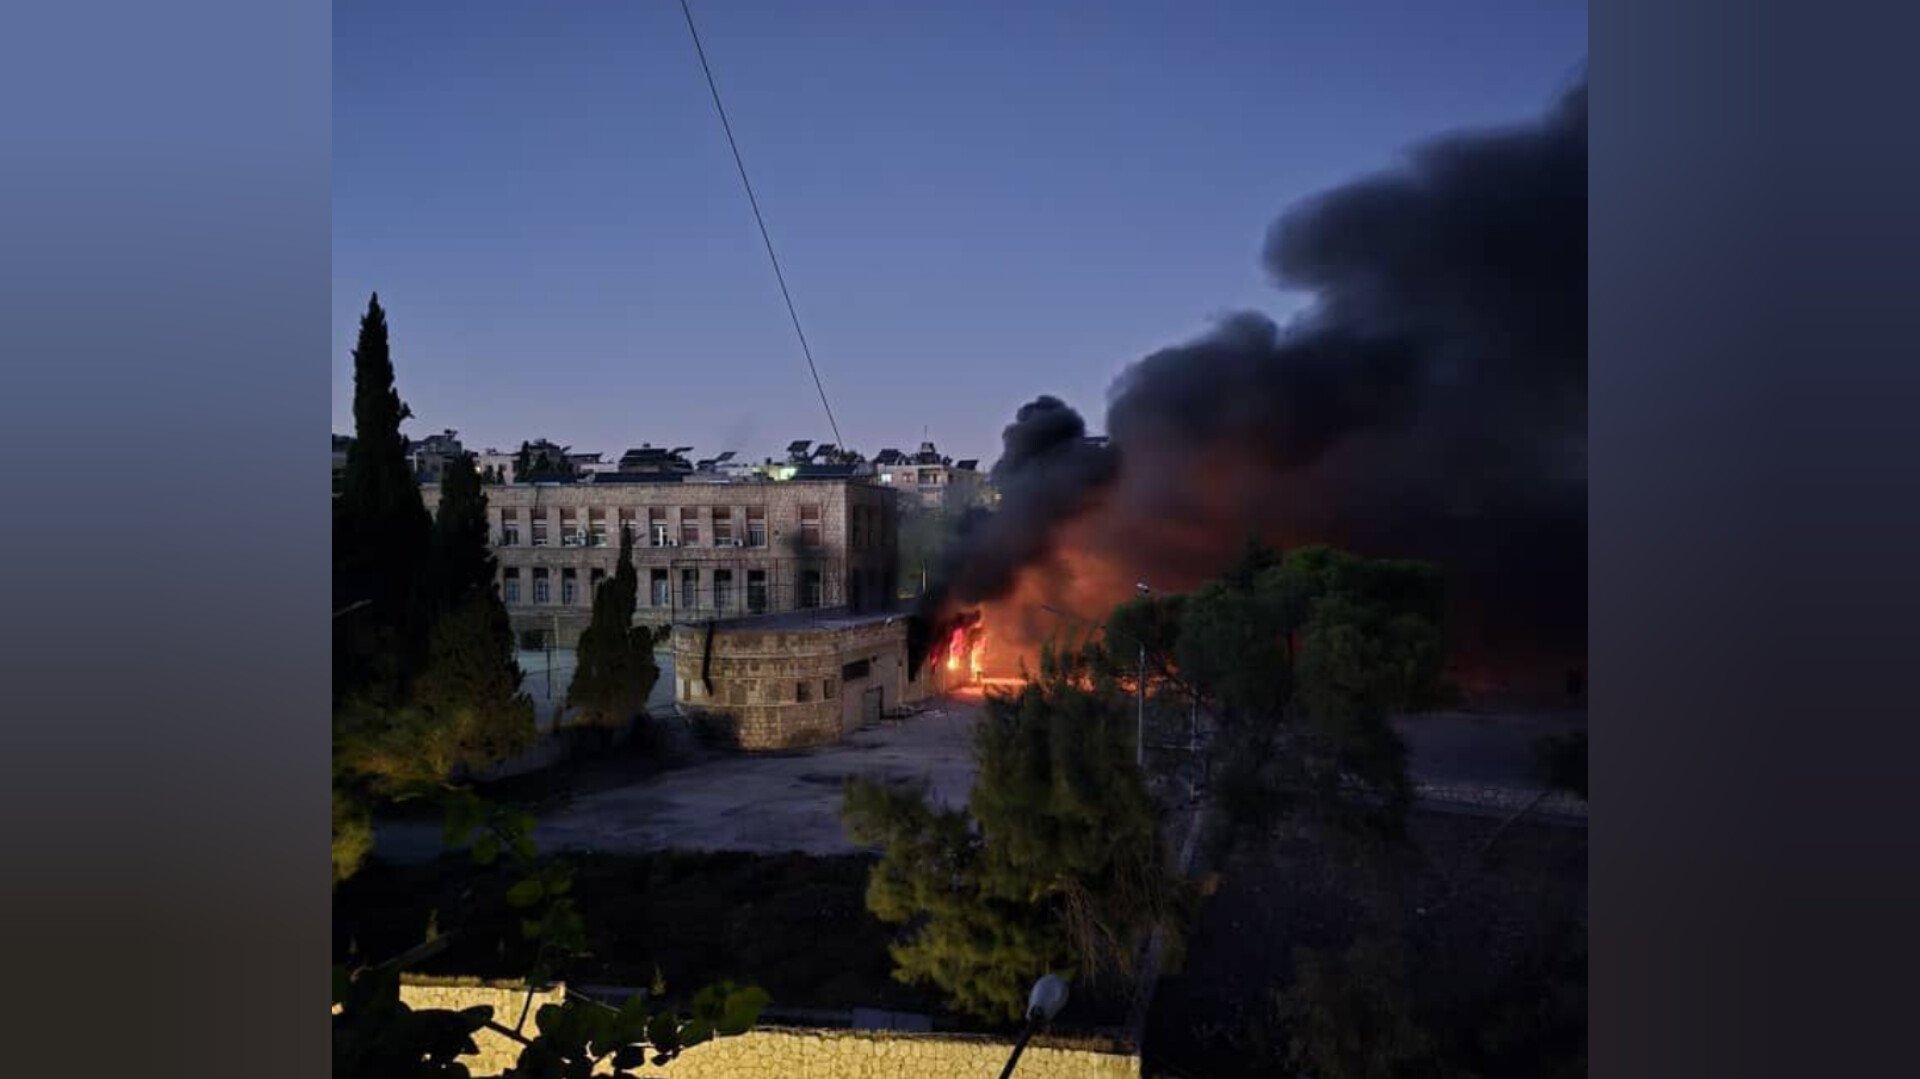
[1172,544,1444,842]
[567,526,661,731]
[1273,937,1448,1079]
[843,668,1182,1023]
[333,298,539,880]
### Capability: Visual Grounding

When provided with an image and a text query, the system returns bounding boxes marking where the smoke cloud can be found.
[921,77,1588,671]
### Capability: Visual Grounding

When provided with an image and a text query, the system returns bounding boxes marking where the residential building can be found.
[421,474,900,650]
[872,441,986,510]
[616,444,694,475]
[332,434,352,493]
[408,429,466,484]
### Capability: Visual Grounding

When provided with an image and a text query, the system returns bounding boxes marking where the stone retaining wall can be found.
[396,979,1139,1078]
[1413,781,1588,820]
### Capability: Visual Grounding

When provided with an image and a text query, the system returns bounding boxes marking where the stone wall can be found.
[396,979,1139,1079]
[670,617,939,750]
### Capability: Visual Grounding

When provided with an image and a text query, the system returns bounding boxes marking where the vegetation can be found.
[333,293,536,881]
[842,668,1185,1024]
[566,526,663,732]
[333,791,766,1078]
[1168,541,1445,844]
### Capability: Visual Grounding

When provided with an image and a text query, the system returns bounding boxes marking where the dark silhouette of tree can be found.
[567,526,661,732]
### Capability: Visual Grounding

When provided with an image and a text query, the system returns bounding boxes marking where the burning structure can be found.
[917,79,1587,686]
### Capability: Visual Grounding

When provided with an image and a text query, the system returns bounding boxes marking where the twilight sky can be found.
[333,0,1586,466]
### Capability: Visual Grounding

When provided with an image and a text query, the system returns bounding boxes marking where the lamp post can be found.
[999,974,1069,1079]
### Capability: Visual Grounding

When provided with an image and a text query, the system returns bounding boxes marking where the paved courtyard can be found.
[376,693,984,863]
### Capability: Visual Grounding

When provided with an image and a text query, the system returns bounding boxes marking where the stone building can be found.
[872,441,986,510]
[421,475,899,650]
[669,608,960,750]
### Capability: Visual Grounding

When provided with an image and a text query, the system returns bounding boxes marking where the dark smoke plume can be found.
[920,77,1587,671]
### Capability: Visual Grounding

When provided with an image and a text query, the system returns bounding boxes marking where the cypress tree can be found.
[334,293,434,707]
[568,525,659,730]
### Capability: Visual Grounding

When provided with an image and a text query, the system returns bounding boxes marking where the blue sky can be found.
[333,0,1585,465]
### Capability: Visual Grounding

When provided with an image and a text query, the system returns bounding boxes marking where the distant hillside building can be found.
[873,441,985,510]
[408,429,466,484]
[332,434,353,493]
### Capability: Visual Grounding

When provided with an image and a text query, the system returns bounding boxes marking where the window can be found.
[746,506,767,548]
[532,515,550,547]
[713,569,733,612]
[679,509,700,547]
[561,510,581,547]
[649,508,668,547]
[503,567,521,604]
[841,658,870,681]
[589,509,608,547]
[619,508,638,544]
[533,567,550,604]
[747,570,768,613]
[681,568,698,610]
[824,677,837,700]
[561,568,577,605]
[650,568,669,608]
[713,510,734,546]
[799,504,822,548]
[501,510,521,547]
[795,680,812,704]
[799,569,823,609]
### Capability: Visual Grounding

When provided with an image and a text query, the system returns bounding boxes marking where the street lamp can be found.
[998,973,1070,1079]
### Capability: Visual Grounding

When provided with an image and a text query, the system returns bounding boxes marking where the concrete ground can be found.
[1394,706,1586,787]
[376,694,983,863]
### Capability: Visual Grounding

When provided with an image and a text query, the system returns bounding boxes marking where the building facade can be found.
[408,429,466,484]
[873,442,986,510]
[421,477,900,649]
[669,609,957,750]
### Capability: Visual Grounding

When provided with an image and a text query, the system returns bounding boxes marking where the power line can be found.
[677,0,845,450]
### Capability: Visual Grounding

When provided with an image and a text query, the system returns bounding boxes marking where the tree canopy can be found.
[333,294,535,883]
[567,525,662,730]
[843,670,1183,1023]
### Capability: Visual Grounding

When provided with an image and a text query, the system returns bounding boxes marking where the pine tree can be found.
[567,525,660,730]
[843,671,1182,1023]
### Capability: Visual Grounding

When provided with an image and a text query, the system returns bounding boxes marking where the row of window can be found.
[501,565,824,612]
[497,505,814,550]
